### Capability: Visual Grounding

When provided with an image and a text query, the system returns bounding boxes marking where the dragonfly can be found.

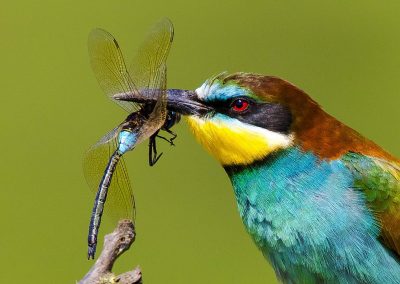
[83,18,178,259]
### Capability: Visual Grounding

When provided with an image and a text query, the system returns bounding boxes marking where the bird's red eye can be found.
[231,99,249,112]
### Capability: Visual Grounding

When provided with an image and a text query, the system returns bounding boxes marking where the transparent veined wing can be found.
[88,29,141,113]
[88,17,174,119]
[83,127,135,222]
[129,18,174,144]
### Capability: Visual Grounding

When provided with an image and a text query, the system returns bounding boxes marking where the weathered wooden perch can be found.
[79,220,142,284]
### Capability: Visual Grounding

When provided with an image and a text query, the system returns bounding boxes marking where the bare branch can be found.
[79,220,142,284]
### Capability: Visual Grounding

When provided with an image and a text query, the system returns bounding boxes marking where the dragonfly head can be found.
[163,111,181,130]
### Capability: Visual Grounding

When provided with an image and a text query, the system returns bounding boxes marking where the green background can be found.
[1,1,399,283]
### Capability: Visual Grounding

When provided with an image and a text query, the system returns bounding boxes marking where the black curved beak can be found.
[113,89,210,116]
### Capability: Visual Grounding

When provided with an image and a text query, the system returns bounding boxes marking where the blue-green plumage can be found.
[226,147,400,283]
[343,153,400,213]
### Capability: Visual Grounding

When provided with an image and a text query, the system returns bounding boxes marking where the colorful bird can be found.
[115,72,400,283]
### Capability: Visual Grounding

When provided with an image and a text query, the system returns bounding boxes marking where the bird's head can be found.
[115,72,354,166]
[167,72,323,166]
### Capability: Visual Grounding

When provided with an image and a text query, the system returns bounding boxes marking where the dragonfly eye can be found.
[163,111,180,130]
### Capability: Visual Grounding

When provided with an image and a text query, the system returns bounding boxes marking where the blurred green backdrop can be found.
[1,0,400,283]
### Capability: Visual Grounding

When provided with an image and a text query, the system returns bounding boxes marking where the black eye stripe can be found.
[213,99,292,134]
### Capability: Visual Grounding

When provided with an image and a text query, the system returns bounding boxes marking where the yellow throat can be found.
[187,115,293,166]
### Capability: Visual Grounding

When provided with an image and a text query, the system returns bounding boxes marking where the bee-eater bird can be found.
[115,72,400,283]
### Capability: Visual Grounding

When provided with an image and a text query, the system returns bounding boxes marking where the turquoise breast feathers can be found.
[226,147,400,284]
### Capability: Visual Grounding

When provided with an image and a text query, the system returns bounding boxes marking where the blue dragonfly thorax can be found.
[117,112,144,155]
[118,130,137,155]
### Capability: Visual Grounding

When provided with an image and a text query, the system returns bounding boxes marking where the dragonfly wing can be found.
[129,18,174,143]
[83,127,135,221]
[88,28,141,113]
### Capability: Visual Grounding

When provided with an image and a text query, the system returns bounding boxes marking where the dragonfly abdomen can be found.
[87,151,121,259]
[87,129,138,258]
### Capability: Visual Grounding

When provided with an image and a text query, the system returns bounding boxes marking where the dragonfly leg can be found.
[157,129,177,146]
[149,133,163,166]
[165,128,178,142]
[156,134,175,146]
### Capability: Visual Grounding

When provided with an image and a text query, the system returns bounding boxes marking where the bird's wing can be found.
[342,152,400,255]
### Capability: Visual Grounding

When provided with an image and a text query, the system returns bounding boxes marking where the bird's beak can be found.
[113,89,211,116]
[166,89,211,115]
